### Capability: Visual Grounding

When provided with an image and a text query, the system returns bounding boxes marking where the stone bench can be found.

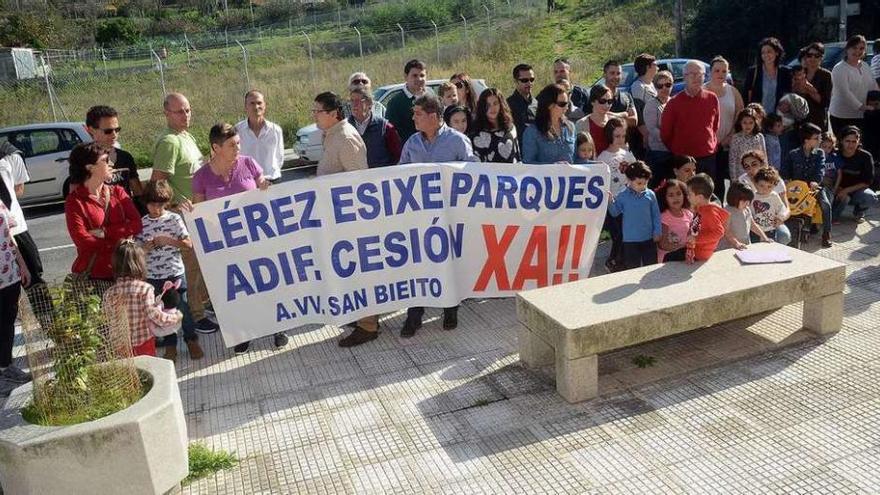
[516,243,846,403]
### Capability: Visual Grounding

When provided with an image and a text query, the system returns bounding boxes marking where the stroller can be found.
[784,180,822,249]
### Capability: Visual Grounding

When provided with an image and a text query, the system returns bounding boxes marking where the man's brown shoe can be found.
[163,345,178,363]
[339,326,378,347]
[186,340,205,360]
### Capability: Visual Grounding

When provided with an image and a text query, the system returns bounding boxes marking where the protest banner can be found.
[185,161,609,346]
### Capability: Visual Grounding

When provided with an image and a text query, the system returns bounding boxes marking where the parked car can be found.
[591,58,728,97]
[295,78,488,163]
[785,40,875,69]
[0,122,91,205]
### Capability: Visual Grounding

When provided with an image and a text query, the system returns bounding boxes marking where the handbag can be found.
[64,185,112,285]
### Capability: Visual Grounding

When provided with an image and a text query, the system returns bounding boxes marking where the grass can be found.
[632,354,657,368]
[0,0,674,167]
[185,443,238,484]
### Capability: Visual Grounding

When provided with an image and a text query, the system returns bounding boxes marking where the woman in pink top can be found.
[192,122,270,203]
[656,179,694,262]
[191,122,281,355]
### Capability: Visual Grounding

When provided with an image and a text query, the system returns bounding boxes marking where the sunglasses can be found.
[518,77,535,83]
[597,98,613,105]
[99,127,122,135]
[555,100,569,108]
[656,83,672,89]
[351,78,369,85]
[453,81,465,89]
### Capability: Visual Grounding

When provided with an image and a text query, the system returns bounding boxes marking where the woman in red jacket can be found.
[65,142,142,281]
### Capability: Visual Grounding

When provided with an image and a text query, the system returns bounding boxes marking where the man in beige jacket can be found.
[313,92,379,347]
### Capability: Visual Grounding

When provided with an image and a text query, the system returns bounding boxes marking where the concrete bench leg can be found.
[518,325,554,368]
[556,353,598,403]
[803,292,843,335]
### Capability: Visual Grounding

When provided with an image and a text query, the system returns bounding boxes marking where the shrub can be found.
[96,18,143,46]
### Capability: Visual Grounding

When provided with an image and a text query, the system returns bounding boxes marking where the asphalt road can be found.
[23,165,316,284]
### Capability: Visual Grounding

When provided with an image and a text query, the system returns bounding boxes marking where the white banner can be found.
[185,162,609,346]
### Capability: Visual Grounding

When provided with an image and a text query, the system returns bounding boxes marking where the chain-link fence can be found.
[0,0,557,165]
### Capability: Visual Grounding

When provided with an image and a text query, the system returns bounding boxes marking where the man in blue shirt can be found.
[399,94,477,337]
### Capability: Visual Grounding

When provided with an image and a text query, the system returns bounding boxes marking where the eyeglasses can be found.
[100,127,122,135]
[453,81,465,89]
[555,101,569,108]
[518,77,535,83]
[656,83,672,89]
[597,98,613,105]
[351,78,369,85]
[804,52,822,59]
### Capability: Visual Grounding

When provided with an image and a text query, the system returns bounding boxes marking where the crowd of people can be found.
[0,34,879,375]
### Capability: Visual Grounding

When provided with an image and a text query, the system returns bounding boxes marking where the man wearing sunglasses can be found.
[85,105,143,211]
[507,63,538,147]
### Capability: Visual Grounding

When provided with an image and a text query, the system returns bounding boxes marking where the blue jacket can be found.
[521,121,576,164]
[609,186,662,242]
[782,147,825,185]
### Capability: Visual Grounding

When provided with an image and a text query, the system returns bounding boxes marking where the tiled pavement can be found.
[10,213,880,493]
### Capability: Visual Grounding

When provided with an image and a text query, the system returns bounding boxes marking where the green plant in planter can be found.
[22,282,144,426]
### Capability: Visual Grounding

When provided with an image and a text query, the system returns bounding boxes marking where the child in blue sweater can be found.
[609,161,662,269]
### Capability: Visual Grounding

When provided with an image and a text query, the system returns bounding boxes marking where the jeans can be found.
[646,150,672,187]
[622,240,658,269]
[696,153,725,202]
[832,188,879,220]
[817,187,833,234]
[148,275,198,346]
[0,282,21,368]
[751,225,791,245]
[603,213,623,267]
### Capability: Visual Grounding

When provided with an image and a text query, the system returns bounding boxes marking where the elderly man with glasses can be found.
[661,60,721,196]
[346,72,387,119]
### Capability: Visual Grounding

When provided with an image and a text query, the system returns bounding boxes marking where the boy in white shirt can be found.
[749,167,791,245]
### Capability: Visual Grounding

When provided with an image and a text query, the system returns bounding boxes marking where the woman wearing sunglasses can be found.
[643,70,675,183]
[521,83,576,164]
[575,84,618,156]
[450,73,477,113]
[796,43,832,131]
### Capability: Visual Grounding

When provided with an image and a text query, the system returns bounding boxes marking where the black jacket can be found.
[744,64,792,109]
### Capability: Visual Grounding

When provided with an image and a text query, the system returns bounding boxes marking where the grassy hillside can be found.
[0,0,675,166]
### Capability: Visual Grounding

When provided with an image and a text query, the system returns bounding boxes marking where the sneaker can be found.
[195,317,220,334]
[273,333,289,348]
[163,346,178,363]
[400,316,422,338]
[856,216,866,224]
[0,366,31,384]
[821,232,832,248]
[234,341,250,354]
[338,326,378,347]
[442,308,458,330]
[186,340,204,360]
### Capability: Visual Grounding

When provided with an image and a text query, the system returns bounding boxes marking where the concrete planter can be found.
[0,356,188,495]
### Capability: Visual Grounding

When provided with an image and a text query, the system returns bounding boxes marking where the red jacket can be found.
[691,203,729,261]
[660,88,720,158]
[65,184,142,280]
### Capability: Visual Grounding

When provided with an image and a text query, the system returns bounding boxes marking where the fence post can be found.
[483,4,491,30]
[301,31,315,90]
[431,20,440,66]
[41,55,57,122]
[460,14,469,59]
[353,27,364,71]
[396,23,405,65]
[151,49,167,98]
[337,5,341,30]
[225,28,230,57]
[288,19,292,38]
[184,34,191,65]
[235,40,250,91]
[100,46,108,79]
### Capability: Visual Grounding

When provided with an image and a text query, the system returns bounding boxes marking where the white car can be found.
[295,78,488,163]
[0,122,92,205]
